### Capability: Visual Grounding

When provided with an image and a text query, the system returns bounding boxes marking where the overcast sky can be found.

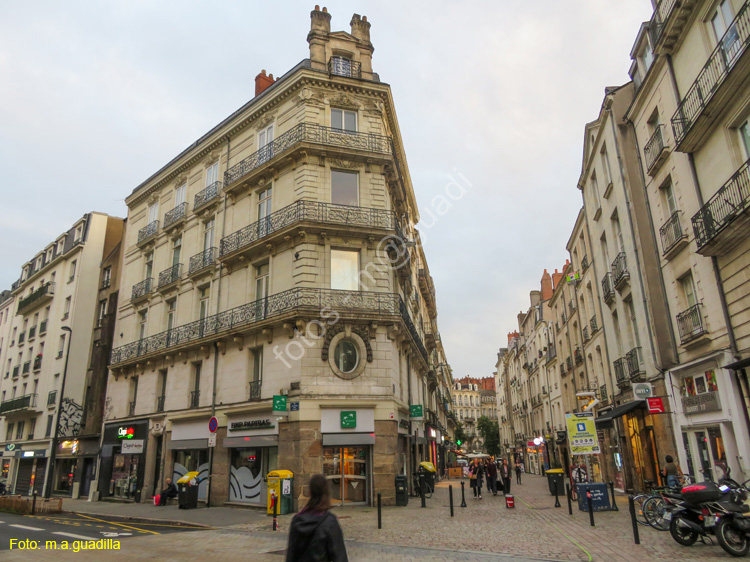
[0,0,653,380]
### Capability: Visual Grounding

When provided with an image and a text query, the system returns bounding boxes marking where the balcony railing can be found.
[565,357,573,371]
[224,122,391,187]
[574,347,583,365]
[677,303,707,344]
[158,264,182,289]
[156,395,165,413]
[194,181,221,211]
[220,200,399,258]
[625,347,645,380]
[614,358,629,388]
[328,57,361,78]
[611,252,629,288]
[583,326,590,342]
[138,220,159,245]
[546,343,556,362]
[249,380,262,401]
[22,361,30,374]
[644,125,668,172]
[672,2,750,146]
[649,0,677,47]
[590,315,599,333]
[132,278,153,301]
[17,282,55,314]
[189,247,217,276]
[692,158,750,251]
[33,355,42,371]
[581,255,589,271]
[0,393,37,414]
[601,272,615,303]
[112,288,405,365]
[660,210,687,255]
[190,390,200,409]
[164,202,187,229]
[47,390,57,406]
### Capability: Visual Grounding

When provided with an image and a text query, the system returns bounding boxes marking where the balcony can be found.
[560,364,566,378]
[590,315,599,333]
[137,220,159,247]
[156,395,165,413]
[565,356,573,372]
[677,303,709,346]
[581,255,589,271]
[692,158,750,255]
[614,358,629,389]
[568,299,576,314]
[0,393,37,414]
[223,122,391,191]
[33,354,42,372]
[220,200,399,262]
[189,390,200,409]
[157,264,182,290]
[672,2,750,152]
[328,57,361,78]
[625,347,646,382]
[47,391,57,406]
[601,272,615,304]
[131,278,153,303]
[546,343,556,363]
[611,252,629,291]
[22,361,30,374]
[649,0,698,53]
[583,326,590,343]
[644,125,669,175]
[194,181,222,213]
[163,202,188,232]
[17,282,55,315]
[189,247,217,277]
[660,210,689,258]
[249,380,262,401]
[574,346,583,366]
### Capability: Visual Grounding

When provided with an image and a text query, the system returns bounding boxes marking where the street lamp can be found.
[43,326,72,498]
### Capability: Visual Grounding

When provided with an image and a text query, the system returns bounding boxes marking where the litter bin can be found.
[267,470,294,515]
[176,471,200,509]
[546,468,565,496]
[395,474,408,506]
[418,461,436,493]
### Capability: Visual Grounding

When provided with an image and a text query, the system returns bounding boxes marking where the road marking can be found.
[52,532,100,541]
[73,513,159,535]
[10,524,44,531]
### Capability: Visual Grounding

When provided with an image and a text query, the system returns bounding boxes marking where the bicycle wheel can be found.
[642,496,670,531]
[632,494,650,526]
[424,482,433,499]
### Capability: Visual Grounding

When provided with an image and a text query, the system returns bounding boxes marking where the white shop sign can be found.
[121,440,144,454]
[226,413,278,437]
[321,409,374,433]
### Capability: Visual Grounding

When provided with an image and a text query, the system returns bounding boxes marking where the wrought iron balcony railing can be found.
[132,278,153,301]
[249,380,262,401]
[190,390,200,409]
[164,202,187,229]
[33,355,42,371]
[677,303,707,344]
[111,288,410,365]
[328,57,361,78]
[0,393,37,414]
[17,282,55,314]
[224,122,391,187]
[644,125,668,172]
[138,220,159,245]
[194,181,222,211]
[581,255,589,271]
[692,158,750,250]
[625,347,644,380]
[602,272,615,303]
[590,315,599,333]
[220,200,399,258]
[47,390,57,406]
[574,347,583,365]
[22,361,30,374]
[672,1,750,146]
[158,264,182,289]
[611,252,629,288]
[565,356,573,371]
[583,326,590,342]
[156,395,165,412]
[660,210,687,255]
[614,358,628,388]
[189,247,217,275]
[648,0,677,47]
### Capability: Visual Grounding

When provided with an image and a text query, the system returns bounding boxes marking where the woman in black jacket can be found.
[469,459,484,499]
[286,474,348,562]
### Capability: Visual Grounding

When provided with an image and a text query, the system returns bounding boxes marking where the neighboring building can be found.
[104,8,453,507]
[452,376,493,451]
[0,213,124,497]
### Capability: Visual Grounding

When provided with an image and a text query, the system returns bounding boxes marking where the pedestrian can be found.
[486,459,498,496]
[661,455,683,488]
[469,458,484,499]
[157,478,178,506]
[515,460,522,485]
[500,459,512,495]
[285,474,349,562]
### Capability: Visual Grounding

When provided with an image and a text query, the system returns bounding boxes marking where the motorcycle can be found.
[713,472,750,557]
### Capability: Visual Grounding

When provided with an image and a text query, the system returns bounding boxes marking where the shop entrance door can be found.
[323,446,369,505]
[111,453,139,499]
[685,427,726,482]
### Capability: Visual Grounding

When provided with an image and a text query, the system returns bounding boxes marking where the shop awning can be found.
[223,436,278,448]
[167,438,208,450]
[595,400,645,424]
[322,433,376,446]
[725,357,750,370]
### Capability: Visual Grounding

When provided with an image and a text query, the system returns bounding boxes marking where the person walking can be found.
[286,474,349,562]
[662,455,683,488]
[500,459,512,495]
[469,458,484,499]
[486,459,498,496]
[515,460,522,485]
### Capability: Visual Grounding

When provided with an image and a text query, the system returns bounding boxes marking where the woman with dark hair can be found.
[285,474,348,562]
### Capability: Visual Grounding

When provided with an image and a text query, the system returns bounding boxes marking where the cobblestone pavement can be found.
[5,474,736,561]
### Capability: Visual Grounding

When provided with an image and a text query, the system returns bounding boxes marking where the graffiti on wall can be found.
[57,398,83,437]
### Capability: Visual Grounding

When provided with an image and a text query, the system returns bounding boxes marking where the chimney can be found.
[349,13,374,77]
[540,269,553,301]
[507,331,519,344]
[308,5,331,70]
[552,268,564,289]
[255,69,275,97]
[350,14,371,42]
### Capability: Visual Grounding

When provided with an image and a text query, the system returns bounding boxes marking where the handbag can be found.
[153,494,161,506]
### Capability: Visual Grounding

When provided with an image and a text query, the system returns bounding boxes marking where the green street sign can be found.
[410,404,423,418]
[341,411,357,429]
[273,395,287,413]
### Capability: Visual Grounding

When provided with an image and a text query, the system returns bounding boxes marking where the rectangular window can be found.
[6,423,14,441]
[258,187,272,236]
[145,251,154,279]
[199,287,210,320]
[166,299,177,332]
[68,260,77,282]
[102,266,112,288]
[331,170,358,206]
[97,300,107,327]
[148,202,159,224]
[331,250,359,291]
[739,119,750,159]
[15,421,24,440]
[600,146,612,186]
[249,348,263,400]
[662,179,677,215]
[331,109,357,132]
[258,124,274,163]
[175,183,186,206]
[203,220,215,251]
[205,162,219,186]
[27,419,35,440]
[172,236,182,267]
[45,415,53,438]
[680,272,698,308]
[58,335,65,357]
[63,297,71,319]
[138,311,148,340]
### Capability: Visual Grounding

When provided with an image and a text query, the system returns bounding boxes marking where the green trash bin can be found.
[546,468,565,496]
[267,470,294,515]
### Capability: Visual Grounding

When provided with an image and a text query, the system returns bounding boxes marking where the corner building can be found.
[105,8,453,507]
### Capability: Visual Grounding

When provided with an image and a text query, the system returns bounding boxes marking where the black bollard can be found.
[628,495,641,545]
[460,480,467,507]
[587,491,595,527]
[272,495,278,531]
[377,492,382,529]
[419,473,426,508]
[449,485,454,517]
[565,483,572,515]
[32,491,37,515]
[554,481,561,508]
[609,481,618,511]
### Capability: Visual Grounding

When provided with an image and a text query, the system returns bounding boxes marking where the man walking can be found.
[487,460,498,496]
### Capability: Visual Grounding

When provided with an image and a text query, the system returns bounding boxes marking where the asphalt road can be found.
[0,511,208,551]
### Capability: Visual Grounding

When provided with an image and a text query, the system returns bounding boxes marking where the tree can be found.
[477,416,501,457]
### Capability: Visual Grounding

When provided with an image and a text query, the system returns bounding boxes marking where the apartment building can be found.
[103,8,453,507]
[451,376,494,452]
[0,213,124,498]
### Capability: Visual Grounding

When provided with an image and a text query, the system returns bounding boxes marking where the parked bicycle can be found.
[412,472,433,498]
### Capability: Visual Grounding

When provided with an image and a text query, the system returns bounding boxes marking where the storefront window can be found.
[110,453,139,499]
[54,459,77,494]
[228,447,278,504]
[323,446,368,505]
